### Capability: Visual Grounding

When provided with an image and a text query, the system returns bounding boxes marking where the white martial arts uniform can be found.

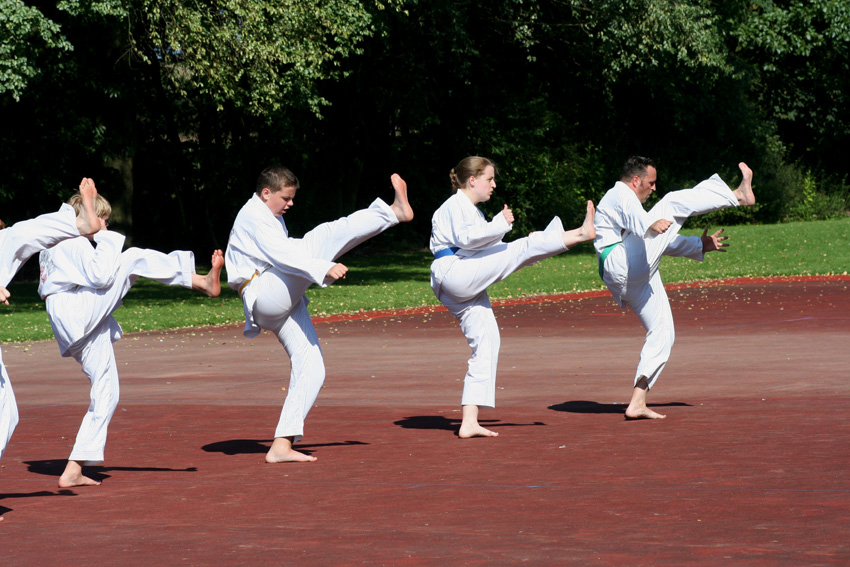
[226,194,398,442]
[0,204,82,460]
[594,175,738,388]
[39,235,196,464]
[430,191,569,408]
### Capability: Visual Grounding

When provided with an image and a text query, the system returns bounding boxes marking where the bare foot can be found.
[75,178,101,236]
[624,406,667,420]
[458,422,499,438]
[58,461,101,488]
[734,162,755,206]
[265,437,317,463]
[389,173,414,222]
[192,249,223,297]
[458,405,499,438]
[562,200,596,248]
[624,378,667,420]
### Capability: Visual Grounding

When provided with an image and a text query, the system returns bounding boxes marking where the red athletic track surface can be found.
[1,276,848,566]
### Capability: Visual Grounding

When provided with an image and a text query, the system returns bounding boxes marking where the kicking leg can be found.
[389,173,414,222]
[561,200,596,249]
[440,218,573,304]
[733,162,755,206]
[75,178,101,236]
[300,174,413,262]
[191,249,223,297]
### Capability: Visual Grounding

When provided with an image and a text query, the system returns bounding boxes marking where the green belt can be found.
[598,241,622,280]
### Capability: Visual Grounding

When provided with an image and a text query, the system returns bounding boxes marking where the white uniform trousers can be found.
[0,206,79,460]
[602,175,738,388]
[432,218,568,408]
[250,198,398,442]
[52,248,194,464]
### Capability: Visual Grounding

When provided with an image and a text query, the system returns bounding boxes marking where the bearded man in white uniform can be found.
[595,156,755,419]
[225,165,413,463]
[0,178,101,469]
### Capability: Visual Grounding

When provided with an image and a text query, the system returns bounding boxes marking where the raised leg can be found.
[191,249,224,297]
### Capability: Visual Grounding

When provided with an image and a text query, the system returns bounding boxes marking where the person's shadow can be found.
[23,459,198,483]
[549,400,692,414]
[201,439,367,457]
[394,415,545,436]
[0,489,77,519]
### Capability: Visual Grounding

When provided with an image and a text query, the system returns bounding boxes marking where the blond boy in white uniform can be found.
[0,178,100,471]
[225,165,413,463]
[595,156,755,419]
[38,193,223,487]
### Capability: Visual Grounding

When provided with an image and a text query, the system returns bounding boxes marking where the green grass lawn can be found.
[2,217,847,343]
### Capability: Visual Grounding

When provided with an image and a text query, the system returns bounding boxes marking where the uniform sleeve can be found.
[440,196,511,251]
[254,223,336,285]
[616,190,654,238]
[78,231,126,288]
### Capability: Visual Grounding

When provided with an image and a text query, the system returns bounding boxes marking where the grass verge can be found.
[1,217,847,343]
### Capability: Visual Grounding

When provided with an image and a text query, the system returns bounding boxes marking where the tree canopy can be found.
[1,0,847,253]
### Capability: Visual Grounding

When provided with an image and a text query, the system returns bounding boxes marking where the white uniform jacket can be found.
[225,194,336,337]
[593,181,655,254]
[429,191,512,257]
[37,231,126,355]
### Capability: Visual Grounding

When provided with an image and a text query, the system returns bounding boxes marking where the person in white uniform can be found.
[38,192,224,488]
[225,165,414,463]
[0,178,101,469]
[595,156,756,420]
[430,156,596,438]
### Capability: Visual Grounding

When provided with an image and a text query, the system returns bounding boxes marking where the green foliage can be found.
[1,0,848,254]
[125,0,375,116]
[783,171,850,222]
[0,0,73,100]
[568,0,731,86]
[733,0,850,168]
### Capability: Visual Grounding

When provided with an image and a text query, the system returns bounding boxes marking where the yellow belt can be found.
[238,271,259,295]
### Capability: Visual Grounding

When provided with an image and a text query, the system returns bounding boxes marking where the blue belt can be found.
[434,246,459,259]
[598,241,622,280]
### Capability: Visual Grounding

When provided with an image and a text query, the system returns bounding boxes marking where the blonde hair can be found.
[68,192,112,219]
[449,156,497,192]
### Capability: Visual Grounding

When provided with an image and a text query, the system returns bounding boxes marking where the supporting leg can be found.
[0,351,19,461]
[455,298,501,438]
[266,298,324,463]
[62,323,120,486]
[623,272,673,420]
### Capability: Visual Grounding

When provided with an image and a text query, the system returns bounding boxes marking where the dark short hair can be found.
[256,165,300,194]
[620,156,656,182]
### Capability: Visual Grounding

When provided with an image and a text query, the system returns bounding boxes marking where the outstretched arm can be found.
[701,227,729,253]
